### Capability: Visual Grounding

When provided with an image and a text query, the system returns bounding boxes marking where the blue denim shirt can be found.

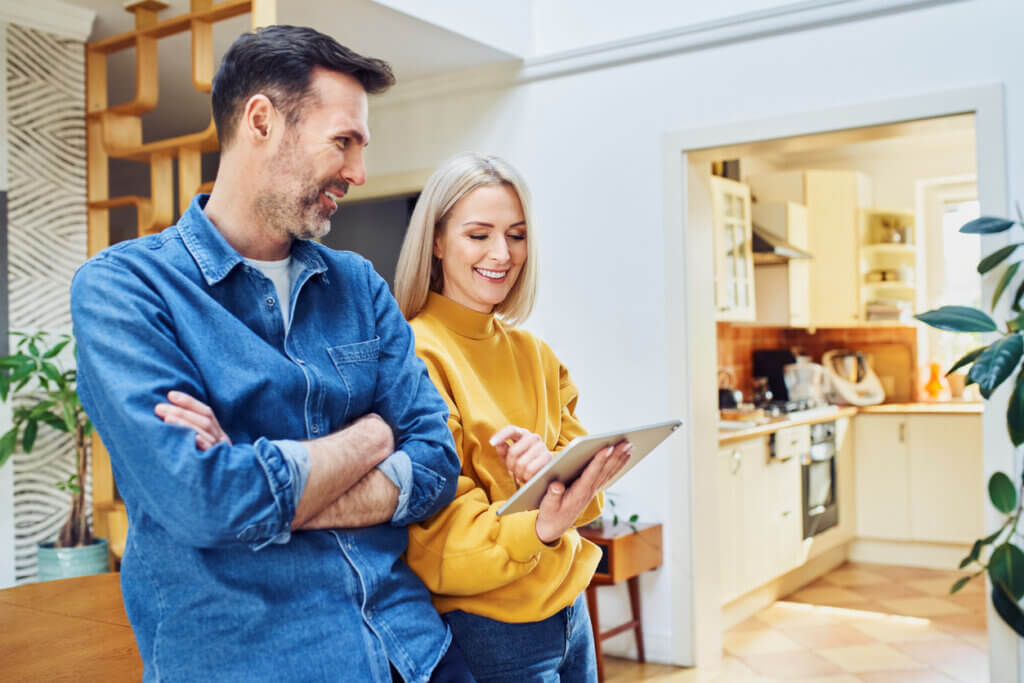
[70,195,460,682]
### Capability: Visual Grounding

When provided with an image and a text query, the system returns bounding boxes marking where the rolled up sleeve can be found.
[365,262,459,526]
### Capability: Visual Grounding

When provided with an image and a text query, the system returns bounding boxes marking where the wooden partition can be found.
[86,0,276,561]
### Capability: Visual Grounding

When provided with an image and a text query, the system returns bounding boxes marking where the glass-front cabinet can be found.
[710,176,755,321]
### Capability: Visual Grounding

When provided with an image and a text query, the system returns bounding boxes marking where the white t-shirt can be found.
[244,255,293,327]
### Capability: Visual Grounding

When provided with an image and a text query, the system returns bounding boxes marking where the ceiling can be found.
[62,0,520,139]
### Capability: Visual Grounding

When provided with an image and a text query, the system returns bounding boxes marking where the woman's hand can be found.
[154,391,231,450]
[489,425,552,484]
[534,440,632,545]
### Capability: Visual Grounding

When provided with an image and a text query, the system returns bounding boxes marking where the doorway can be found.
[660,86,1011,673]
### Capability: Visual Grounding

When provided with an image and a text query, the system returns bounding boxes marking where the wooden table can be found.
[579,522,663,683]
[0,572,142,682]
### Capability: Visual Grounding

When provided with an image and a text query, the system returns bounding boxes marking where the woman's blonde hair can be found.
[394,153,538,324]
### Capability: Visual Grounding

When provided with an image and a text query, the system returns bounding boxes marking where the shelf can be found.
[862,243,916,257]
[863,282,915,291]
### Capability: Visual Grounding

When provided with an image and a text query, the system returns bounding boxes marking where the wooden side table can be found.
[578,521,663,682]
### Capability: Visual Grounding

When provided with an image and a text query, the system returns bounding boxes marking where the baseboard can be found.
[721,542,850,630]
[849,538,970,569]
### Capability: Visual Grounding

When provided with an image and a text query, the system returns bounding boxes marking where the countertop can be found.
[717,401,981,445]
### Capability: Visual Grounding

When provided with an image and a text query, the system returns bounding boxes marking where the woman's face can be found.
[434,184,528,314]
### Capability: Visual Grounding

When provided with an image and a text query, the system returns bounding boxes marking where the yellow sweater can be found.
[406,293,603,622]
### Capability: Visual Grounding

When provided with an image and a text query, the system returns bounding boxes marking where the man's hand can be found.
[535,440,632,545]
[155,391,231,450]
[490,425,552,484]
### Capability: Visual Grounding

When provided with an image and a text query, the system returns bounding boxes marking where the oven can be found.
[802,421,838,538]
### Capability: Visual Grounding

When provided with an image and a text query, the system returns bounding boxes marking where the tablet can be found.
[496,419,682,516]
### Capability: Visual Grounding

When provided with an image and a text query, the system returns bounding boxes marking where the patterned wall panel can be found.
[6,23,88,583]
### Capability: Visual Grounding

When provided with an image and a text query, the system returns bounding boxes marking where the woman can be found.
[394,152,632,683]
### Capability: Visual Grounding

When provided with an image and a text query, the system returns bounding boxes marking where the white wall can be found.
[531,0,816,55]
[364,0,1024,667]
[373,0,531,57]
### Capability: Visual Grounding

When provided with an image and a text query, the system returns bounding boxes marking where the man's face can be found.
[255,68,370,241]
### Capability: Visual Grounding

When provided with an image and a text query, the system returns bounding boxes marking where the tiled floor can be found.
[604,561,988,682]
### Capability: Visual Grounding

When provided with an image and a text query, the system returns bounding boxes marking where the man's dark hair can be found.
[212,25,395,148]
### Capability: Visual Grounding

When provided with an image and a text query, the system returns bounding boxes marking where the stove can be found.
[759,399,836,418]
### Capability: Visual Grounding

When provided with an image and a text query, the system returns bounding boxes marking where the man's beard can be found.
[255,142,334,241]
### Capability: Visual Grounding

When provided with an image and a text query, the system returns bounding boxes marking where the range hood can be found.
[752,223,813,266]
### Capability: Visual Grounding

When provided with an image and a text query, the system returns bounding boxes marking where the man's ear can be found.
[242,94,276,143]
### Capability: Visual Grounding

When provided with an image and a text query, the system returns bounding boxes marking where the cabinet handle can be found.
[899,421,905,443]
[731,450,742,474]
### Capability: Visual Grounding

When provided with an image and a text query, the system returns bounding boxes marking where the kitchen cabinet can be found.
[710,176,756,322]
[854,413,982,544]
[717,436,802,603]
[753,201,810,326]
[747,170,871,326]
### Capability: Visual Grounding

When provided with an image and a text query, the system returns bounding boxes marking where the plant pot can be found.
[36,537,109,582]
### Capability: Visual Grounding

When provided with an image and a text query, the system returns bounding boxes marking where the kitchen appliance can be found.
[822,349,885,406]
[783,361,826,404]
[802,420,839,538]
[751,377,773,406]
[752,349,797,403]
[718,369,743,410]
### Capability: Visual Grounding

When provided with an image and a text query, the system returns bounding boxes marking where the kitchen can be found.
[705,114,989,679]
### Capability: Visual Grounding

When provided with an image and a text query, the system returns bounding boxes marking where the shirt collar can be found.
[422,291,496,340]
[178,194,327,286]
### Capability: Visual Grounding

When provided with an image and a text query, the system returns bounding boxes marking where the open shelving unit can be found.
[858,209,917,323]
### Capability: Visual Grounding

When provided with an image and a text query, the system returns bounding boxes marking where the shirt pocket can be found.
[327,337,381,424]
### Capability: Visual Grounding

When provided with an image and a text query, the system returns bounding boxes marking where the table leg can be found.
[585,585,604,683]
[627,575,645,662]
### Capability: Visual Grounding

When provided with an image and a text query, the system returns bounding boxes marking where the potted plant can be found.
[0,331,107,581]
[915,208,1024,636]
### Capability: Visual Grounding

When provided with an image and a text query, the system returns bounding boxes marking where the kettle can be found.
[718,369,743,409]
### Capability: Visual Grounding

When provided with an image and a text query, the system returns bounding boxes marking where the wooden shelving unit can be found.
[86,0,276,559]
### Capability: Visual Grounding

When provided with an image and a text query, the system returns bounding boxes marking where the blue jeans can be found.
[443,594,597,683]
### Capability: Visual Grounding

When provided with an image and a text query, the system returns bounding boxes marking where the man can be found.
[71,26,470,682]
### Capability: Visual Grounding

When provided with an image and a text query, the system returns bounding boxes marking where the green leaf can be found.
[1013,278,1024,312]
[951,576,972,594]
[0,427,17,468]
[968,335,1023,399]
[989,472,1018,514]
[26,340,39,357]
[915,306,998,333]
[29,401,55,418]
[629,514,639,523]
[1009,372,1024,446]
[21,419,37,453]
[40,362,62,386]
[7,361,35,385]
[38,412,68,433]
[960,216,1017,234]
[41,339,70,359]
[989,543,1024,600]
[960,540,983,568]
[947,347,987,376]
[994,262,1022,309]
[979,244,1024,274]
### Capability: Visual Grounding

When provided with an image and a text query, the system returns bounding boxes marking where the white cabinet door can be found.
[772,455,804,578]
[907,415,984,544]
[854,415,911,539]
[717,445,742,603]
[710,176,756,322]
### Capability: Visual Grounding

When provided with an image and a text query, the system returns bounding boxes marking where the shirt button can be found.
[265,297,275,307]
[311,424,319,434]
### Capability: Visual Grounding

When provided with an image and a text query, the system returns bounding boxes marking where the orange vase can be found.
[924,362,945,400]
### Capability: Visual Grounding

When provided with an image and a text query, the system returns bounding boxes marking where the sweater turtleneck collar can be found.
[422,292,497,340]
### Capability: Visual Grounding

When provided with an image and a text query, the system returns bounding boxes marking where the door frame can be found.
[660,85,1013,672]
